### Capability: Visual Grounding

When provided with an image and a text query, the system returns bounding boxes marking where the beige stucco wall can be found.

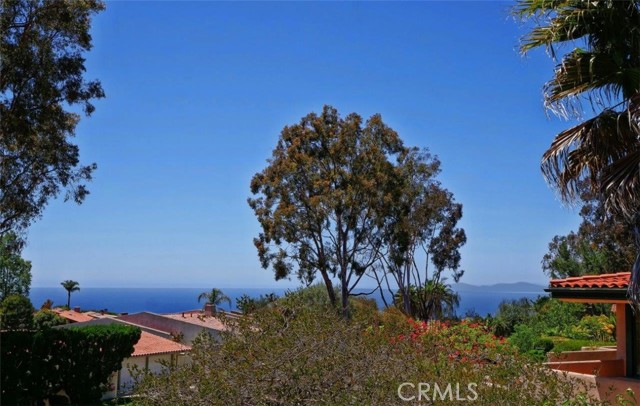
[102,352,190,400]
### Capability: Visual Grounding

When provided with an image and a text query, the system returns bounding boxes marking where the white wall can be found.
[102,353,190,400]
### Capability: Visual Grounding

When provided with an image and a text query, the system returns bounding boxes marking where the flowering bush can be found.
[399,319,512,365]
[134,298,597,405]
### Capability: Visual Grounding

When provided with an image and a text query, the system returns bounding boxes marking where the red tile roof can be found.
[132,331,191,357]
[53,309,96,323]
[549,272,630,289]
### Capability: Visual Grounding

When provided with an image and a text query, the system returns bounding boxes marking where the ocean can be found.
[29,287,546,317]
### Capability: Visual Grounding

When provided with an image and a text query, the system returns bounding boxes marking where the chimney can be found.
[73,306,81,313]
[204,303,214,317]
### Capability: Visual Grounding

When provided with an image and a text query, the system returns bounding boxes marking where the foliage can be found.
[515,0,640,302]
[533,297,585,338]
[508,325,554,360]
[0,0,105,235]
[394,280,460,320]
[0,293,33,330]
[32,308,66,330]
[381,148,466,317]
[0,324,140,404]
[551,339,615,354]
[249,105,405,316]
[515,0,640,217]
[493,296,616,360]
[568,314,615,341]
[197,288,231,312]
[249,106,464,317]
[40,298,53,309]
[61,279,80,308]
[490,297,536,337]
[0,232,31,301]
[236,292,278,314]
[542,187,636,279]
[284,282,341,308]
[134,295,591,405]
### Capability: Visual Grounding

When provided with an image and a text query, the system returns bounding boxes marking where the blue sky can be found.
[25,1,583,288]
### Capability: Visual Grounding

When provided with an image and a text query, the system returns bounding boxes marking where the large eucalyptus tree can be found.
[1,0,104,236]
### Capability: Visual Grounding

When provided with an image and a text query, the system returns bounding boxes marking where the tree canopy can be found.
[542,186,636,279]
[249,106,464,317]
[0,293,34,330]
[0,232,31,301]
[0,0,105,236]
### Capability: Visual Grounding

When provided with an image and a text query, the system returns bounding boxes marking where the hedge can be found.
[1,324,141,405]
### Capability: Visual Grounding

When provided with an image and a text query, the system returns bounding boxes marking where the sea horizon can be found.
[29,286,547,317]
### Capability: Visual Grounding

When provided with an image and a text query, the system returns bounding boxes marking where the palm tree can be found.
[395,280,460,320]
[516,0,640,302]
[421,280,460,320]
[61,280,80,308]
[197,288,231,314]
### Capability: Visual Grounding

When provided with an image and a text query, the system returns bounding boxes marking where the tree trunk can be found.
[67,291,71,308]
[403,263,411,316]
[319,270,336,307]
[341,279,349,319]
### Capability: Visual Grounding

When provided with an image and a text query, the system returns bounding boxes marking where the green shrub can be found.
[1,324,141,404]
[534,299,585,337]
[568,315,615,341]
[33,309,67,329]
[0,294,34,330]
[552,339,615,353]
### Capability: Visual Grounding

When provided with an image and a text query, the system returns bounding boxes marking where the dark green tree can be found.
[61,279,79,308]
[0,0,105,236]
[543,187,636,279]
[198,288,231,314]
[249,106,408,317]
[516,0,640,301]
[491,298,536,337]
[0,232,31,301]
[236,292,278,314]
[0,294,33,330]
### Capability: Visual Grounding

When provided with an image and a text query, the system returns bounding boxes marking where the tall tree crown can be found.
[0,0,105,235]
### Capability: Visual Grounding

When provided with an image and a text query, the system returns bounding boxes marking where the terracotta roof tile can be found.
[53,309,96,323]
[132,331,191,357]
[549,272,630,289]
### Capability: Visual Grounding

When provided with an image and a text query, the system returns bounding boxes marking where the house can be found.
[545,272,640,402]
[54,304,230,399]
[115,303,230,345]
[52,307,99,323]
[102,331,190,399]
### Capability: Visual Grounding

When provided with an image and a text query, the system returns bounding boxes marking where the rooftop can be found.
[549,272,630,289]
[132,331,191,357]
[162,310,227,331]
[53,308,96,323]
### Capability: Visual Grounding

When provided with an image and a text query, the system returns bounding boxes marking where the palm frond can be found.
[601,150,640,218]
